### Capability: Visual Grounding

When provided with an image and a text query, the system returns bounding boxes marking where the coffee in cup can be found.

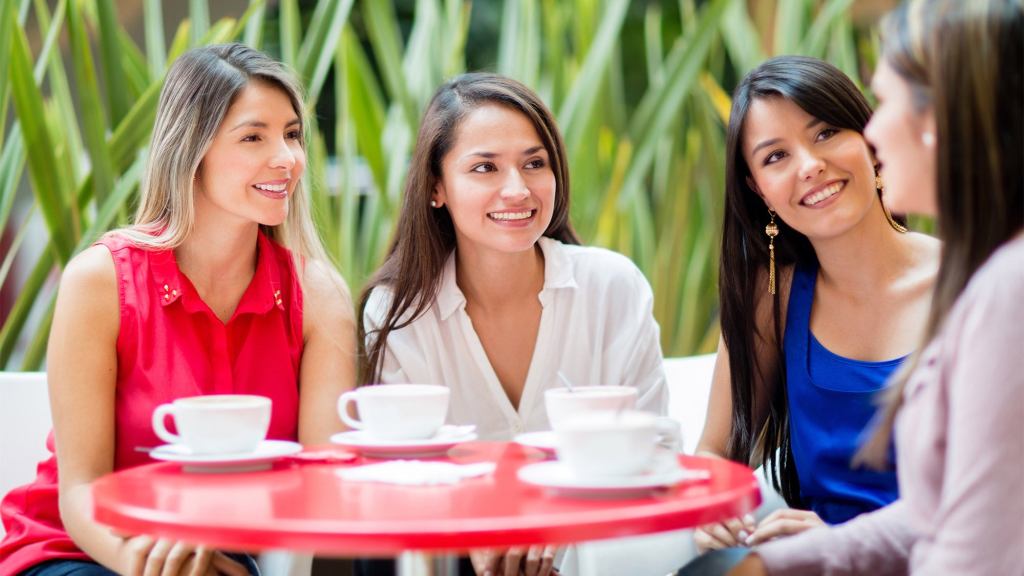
[151,394,271,455]
[337,384,449,440]
[544,385,638,431]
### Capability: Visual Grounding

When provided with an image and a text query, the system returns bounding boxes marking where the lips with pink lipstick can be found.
[253,179,289,200]
[487,208,537,225]
[800,179,845,207]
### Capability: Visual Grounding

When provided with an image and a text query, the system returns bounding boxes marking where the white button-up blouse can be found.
[363,237,668,441]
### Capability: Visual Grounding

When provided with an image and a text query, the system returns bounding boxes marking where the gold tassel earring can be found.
[875,174,909,233]
[765,209,779,295]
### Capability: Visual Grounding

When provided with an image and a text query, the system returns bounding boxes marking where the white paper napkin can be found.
[338,460,496,485]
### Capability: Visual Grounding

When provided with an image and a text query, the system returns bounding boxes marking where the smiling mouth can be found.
[487,209,536,222]
[802,181,844,206]
[253,182,289,199]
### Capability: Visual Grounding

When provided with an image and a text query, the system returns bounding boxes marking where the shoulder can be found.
[56,246,120,328]
[549,240,651,293]
[302,259,354,324]
[62,245,118,293]
[961,236,1024,310]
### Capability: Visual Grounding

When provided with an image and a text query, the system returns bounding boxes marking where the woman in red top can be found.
[0,44,356,575]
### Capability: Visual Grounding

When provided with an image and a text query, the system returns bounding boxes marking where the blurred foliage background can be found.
[0,0,892,370]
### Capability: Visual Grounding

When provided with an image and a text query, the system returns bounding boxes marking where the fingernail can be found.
[745,534,755,546]
[744,514,756,525]
[738,530,749,541]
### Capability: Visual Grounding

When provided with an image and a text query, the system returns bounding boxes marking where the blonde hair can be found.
[121,43,329,267]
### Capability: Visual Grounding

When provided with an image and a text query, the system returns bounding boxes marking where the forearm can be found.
[755,500,915,576]
[60,482,129,574]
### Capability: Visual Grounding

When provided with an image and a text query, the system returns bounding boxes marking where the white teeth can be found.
[488,210,533,221]
[254,183,287,192]
[803,181,843,206]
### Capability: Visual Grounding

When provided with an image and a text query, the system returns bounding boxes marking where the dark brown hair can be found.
[859,0,1024,465]
[358,73,579,385]
[719,56,878,506]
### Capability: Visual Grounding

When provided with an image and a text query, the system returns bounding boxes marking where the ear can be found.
[432,182,447,208]
[745,175,765,199]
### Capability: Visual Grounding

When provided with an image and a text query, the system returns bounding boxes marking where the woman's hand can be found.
[470,545,558,576]
[694,514,757,552]
[745,509,825,545]
[117,536,250,576]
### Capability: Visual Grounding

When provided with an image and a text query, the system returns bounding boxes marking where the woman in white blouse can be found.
[358,72,668,576]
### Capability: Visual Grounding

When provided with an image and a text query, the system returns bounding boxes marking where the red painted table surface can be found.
[92,442,761,555]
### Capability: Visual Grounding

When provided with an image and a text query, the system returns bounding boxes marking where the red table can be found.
[93,442,760,575]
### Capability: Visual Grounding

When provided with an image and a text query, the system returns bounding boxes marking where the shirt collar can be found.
[435,236,578,321]
[150,230,285,317]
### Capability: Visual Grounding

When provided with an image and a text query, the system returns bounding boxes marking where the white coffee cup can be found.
[556,410,659,477]
[151,395,271,455]
[337,384,450,440]
[544,386,638,431]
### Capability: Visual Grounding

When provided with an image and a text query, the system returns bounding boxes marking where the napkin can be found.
[338,460,496,485]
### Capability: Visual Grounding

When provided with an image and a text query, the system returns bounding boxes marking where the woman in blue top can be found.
[693,56,940,550]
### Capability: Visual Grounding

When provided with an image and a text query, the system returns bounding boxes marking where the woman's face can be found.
[195,80,305,228]
[433,103,556,260]
[742,96,879,240]
[864,60,938,217]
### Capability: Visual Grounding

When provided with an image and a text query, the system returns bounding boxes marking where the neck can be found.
[175,217,260,292]
[810,204,918,294]
[455,242,545,312]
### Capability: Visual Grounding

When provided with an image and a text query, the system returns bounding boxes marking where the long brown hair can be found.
[859,0,1024,465]
[358,73,579,385]
[719,56,882,506]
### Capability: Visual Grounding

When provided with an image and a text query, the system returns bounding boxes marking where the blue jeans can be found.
[21,553,260,576]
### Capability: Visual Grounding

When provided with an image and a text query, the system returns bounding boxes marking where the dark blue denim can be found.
[21,553,260,576]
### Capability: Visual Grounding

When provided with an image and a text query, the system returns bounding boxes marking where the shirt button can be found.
[512,422,523,433]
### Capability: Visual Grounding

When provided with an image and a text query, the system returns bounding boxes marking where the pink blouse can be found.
[0,230,304,575]
[757,236,1024,575]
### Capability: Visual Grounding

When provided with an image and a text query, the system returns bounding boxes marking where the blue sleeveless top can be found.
[784,262,901,524]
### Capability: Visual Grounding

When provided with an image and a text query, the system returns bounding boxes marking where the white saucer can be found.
[513,431,557,455]
[330,425,477,458]
[516,461,708,498]
[150,440,303,472]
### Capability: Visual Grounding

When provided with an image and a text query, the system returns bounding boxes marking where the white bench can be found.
[1,357,775,576]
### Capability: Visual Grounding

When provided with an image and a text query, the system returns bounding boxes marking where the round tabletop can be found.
[92,442,760,555]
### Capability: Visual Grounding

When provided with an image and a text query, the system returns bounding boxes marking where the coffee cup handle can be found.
[655,417,683,453]
[337,391,365,430]
[151,404,181,445]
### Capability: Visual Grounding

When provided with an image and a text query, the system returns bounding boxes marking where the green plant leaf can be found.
[8,22,73,260]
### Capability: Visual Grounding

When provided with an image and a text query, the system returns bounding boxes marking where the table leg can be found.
[397,551,458,576]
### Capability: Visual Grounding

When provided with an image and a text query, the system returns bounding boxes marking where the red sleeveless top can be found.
[0,231,303,574]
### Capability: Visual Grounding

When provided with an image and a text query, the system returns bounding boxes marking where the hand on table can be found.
[745,509,825,545]
[695,509,825,551]
[470,545,559,576]
[118,535,251,576]
[694,514,757,552]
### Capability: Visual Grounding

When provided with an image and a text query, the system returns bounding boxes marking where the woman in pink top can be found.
[676,0,1024,574]
[0,44,356,575]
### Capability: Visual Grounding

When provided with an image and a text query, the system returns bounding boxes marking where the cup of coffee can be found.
[337,384,449,440]
[544,386,638,431]
[151,395,271,455]
[555,410,659,477]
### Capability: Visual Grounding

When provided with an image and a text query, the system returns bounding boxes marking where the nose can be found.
[797,148,826,181]
[500,168,530,202]
[270,138,297,170]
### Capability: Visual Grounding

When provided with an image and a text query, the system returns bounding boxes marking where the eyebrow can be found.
[749,117,825,157]
[462,145,546,160]
[229,118,302,132]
